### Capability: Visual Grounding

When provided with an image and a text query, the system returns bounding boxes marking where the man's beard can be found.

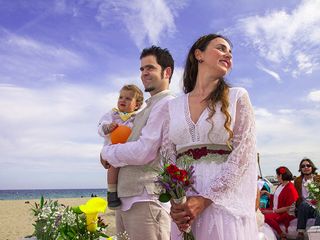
[145,86,155,92]
[144,70,164,93]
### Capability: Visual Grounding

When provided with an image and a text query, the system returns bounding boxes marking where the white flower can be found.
[304,180,312,187]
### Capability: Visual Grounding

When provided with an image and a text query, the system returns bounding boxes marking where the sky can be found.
[0,0,319,190]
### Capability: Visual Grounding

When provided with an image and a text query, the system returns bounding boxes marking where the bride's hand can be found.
[170,196,212,231]
[170,200,190,225]
[184,196,212,224]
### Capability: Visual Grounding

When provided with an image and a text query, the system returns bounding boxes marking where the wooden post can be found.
[257,152,263,177]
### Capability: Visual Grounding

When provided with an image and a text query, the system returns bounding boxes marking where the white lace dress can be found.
[164,87,259,240]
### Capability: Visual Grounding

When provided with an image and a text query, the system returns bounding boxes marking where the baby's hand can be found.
[109,122,118,132]
[102,122,118,135]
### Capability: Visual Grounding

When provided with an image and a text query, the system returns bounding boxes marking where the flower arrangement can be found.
[27,196,129,240]
[156,154,198,240]
[305,177,320,212]
[156,162,196,203]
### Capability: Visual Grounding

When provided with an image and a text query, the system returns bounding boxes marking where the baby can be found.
[98,84,144,209]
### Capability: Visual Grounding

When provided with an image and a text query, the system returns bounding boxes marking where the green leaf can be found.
[159,192,171,202]
[72,206,83,214]
[40,196,44,208]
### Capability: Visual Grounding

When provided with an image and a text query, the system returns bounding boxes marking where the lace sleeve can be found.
[203,91,257,206]
[160,103,177,164]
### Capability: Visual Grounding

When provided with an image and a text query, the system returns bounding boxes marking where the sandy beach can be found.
[0,198,116,240]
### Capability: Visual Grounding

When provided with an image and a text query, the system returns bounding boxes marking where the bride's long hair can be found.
[183,34,233,147]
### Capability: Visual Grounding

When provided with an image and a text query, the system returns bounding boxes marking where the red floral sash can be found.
[177,146,231,161]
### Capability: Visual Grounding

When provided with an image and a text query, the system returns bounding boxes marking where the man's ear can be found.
[164,67,172,80]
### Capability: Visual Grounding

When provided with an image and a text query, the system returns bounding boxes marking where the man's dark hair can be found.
[140,45,174,82]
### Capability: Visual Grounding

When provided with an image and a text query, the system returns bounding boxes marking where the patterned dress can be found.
[164,87,259,240]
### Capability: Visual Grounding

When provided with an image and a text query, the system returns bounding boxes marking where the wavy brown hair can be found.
[183,34,233,147]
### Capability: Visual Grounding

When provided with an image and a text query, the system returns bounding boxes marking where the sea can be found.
[0,188,107,200]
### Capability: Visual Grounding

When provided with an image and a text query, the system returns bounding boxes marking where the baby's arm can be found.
[102,122,118,135]
[98,111,117,138]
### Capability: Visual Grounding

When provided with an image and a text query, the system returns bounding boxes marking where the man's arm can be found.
[100,97,171,167]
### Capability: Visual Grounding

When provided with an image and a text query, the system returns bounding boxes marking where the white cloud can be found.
[256,63,281,83]
[232,77,254,88]
[254,105,320,176]
[296,52,313,74]
[169,67,184,95]
[0,29,86,84]
[94,0,187,49]
[307,89,320,102]
[255,107,273,117]
[0,80,130,189]
[54,0,67,13]
[0,83,115,170]
[236,0,320,76]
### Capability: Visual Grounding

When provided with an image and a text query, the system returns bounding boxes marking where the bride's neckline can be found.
[186,93,208,125]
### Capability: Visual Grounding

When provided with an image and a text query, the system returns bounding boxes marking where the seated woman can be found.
[261,166,298,240]
[256,188,277,240]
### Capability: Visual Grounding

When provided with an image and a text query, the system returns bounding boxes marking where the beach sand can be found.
[0,198,116,240]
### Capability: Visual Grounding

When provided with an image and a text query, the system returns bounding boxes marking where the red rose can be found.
[166,164,179,175]
[179,170,188,181]
[172,169,188,182]
[192,147,208,160]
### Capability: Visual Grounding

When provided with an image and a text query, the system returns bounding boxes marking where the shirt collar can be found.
[145,90,171,106]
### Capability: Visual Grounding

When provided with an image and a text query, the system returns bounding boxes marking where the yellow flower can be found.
[79,197,107,232]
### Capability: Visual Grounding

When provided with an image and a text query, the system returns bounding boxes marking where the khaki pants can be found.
[116,201,171,240]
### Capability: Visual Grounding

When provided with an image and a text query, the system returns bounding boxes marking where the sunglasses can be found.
[301,164,312,169]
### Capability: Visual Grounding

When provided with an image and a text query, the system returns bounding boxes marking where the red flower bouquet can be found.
[156,156,198,240]
[156,163,196,202]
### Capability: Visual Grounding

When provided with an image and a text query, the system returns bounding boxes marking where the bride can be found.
[165,34,258,240]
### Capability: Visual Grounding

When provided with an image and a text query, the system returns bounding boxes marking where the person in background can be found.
[256,188,277,240]
[258,176,272,209]
[100,46,175,240]
[294,158,320,240]
[261,166,298,240]
[98,84,144,209]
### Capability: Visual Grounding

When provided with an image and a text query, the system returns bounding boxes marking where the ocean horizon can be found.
[0,188,107,200]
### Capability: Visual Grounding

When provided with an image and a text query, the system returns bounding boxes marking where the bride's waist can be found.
[176,143,231,164]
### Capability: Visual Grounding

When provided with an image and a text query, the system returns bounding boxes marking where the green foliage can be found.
[29,197,109,240]
[159,192,171,203]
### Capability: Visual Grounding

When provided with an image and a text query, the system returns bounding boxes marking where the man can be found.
[294,158,320,240]
[100,46,174,240]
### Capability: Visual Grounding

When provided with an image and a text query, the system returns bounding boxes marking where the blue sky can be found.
[0,0,319,190]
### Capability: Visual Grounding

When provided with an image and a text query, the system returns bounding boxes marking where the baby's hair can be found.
[121,84,144,109]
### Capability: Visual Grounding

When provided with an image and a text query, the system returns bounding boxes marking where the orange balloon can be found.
[110,125,132,144]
